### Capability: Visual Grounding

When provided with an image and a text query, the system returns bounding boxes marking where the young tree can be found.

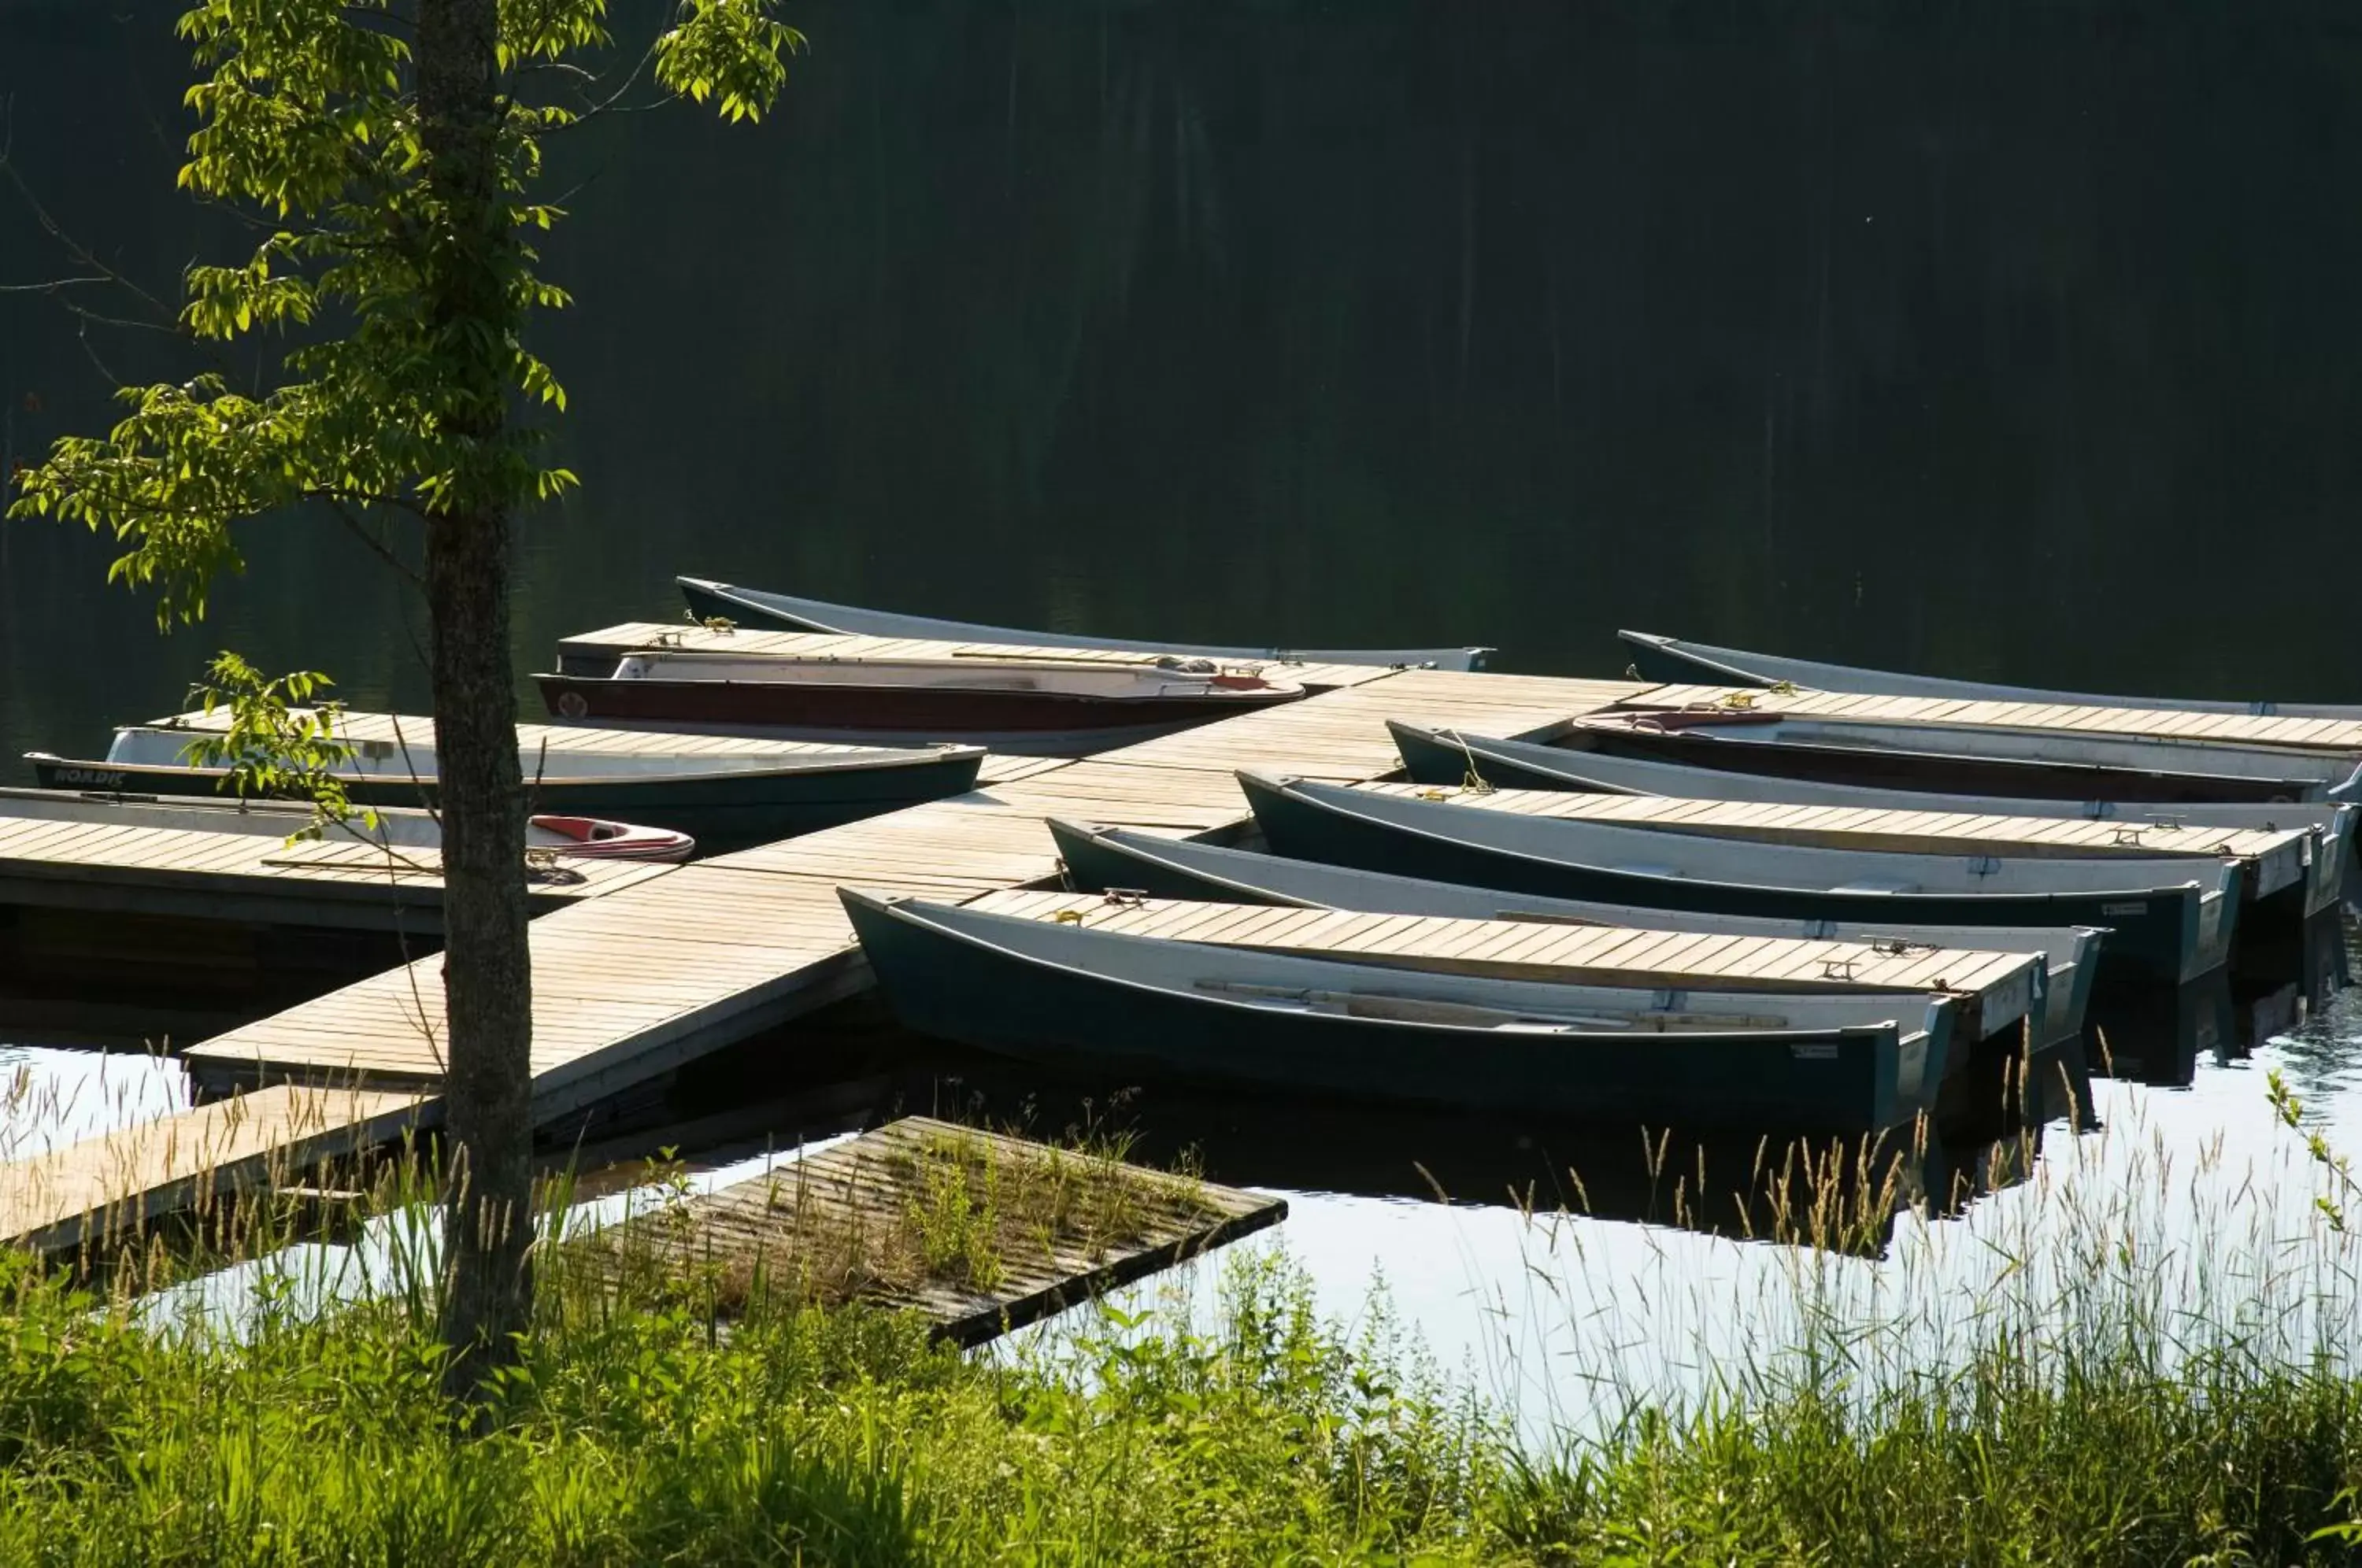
[8,0,798,1400]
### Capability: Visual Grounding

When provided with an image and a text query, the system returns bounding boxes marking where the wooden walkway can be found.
[960,889,2043,1042]
[176,664,1642,1104]
[1349,782,2313,899]
[2,798,666,930]
[1624,684,2362,754]
[0,658,1608,1248]
[29,643,2360,1254]
[568,1116,1283,1344]
[0,793,668,933]
[0,1084,425,1256]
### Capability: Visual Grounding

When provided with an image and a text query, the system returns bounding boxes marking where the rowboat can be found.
[841,888,1957,1131]
[1620,631,2362,721]
[534,649,1305,755]
[1388,721,2354,918]
[1573,708,2362,804]
[1047,819,2099,1048]
[0,786,694,861]
[975,886,2044,1048]
[678,576,1494,671]
[1349,778,2312,908]
[1239,771,2243,987]
[28,720,986,853]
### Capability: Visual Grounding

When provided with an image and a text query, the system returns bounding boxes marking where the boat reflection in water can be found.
[2076,911,2346,1089]
[890,1056,2074,1260]
[561,904,2339,1270]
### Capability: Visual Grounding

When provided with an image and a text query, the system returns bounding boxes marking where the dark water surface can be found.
[6,0,2362,1404]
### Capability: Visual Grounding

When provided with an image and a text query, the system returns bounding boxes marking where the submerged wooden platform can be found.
[1348,782,2312,899]
[570,1115,1284,1344]
[958,889,2044,1042]
[1622,685,2362,754]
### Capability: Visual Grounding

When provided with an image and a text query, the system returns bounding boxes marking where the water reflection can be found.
[3,923,2358,1429]
[0,1043,187,1162]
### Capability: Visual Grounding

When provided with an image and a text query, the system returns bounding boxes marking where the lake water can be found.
[6,0,2362,1420]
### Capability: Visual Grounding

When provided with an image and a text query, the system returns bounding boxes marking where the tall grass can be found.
[7,1056,2362,1561]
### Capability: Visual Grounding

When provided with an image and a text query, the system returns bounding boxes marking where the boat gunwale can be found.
[842,888,1928,1046]
[1618,628,2362,721]
[683,576,1495,671]
[1275,775,2227,902]
[50,738,990,789]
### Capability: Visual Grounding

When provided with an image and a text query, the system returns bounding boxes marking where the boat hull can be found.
[1619,630,2362,721]
[1575,719,2333,805]
[26,749,984,853]
[1242,774,2226,989]
[680,577,1492,671]
[1047,819,2100,1051]
[843,892,1918,1131]
[1390,722,2354,920]
[533,673,1298,756]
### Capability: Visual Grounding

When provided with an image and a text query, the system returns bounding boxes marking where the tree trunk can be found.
[416,0,536,1403]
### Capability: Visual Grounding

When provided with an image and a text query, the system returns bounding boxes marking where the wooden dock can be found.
[957,889,2044,1042]
[21,642,2353,1256]
[0,793,670,934]
[29,646,2354,1255]
[0,1083,426,1256]
[568,1115,1284,1344]
[20,632,2362,1259]
[176,664,1641,1105]
[1346,782,2314,899]
[0,657,1727,1250]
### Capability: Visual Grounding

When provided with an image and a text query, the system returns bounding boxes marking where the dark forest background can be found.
[6,0,2360,762]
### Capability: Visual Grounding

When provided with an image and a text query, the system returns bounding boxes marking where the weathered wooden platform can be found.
[0,1083,426,1256]
[1623,685,2362,753]
[10,657,1642,1247]
[569,1115,1283,1344]
[178,664,1642,1100]
[1349,782,2312,899]
[960,889,2043,1042]
[0,793,670,933]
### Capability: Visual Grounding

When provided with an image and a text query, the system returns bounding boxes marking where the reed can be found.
[2,1060,2361,1562]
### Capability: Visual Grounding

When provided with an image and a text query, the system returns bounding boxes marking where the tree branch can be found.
[0,101,179,328]
[305,490,431,588]
[0,275,112,294]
